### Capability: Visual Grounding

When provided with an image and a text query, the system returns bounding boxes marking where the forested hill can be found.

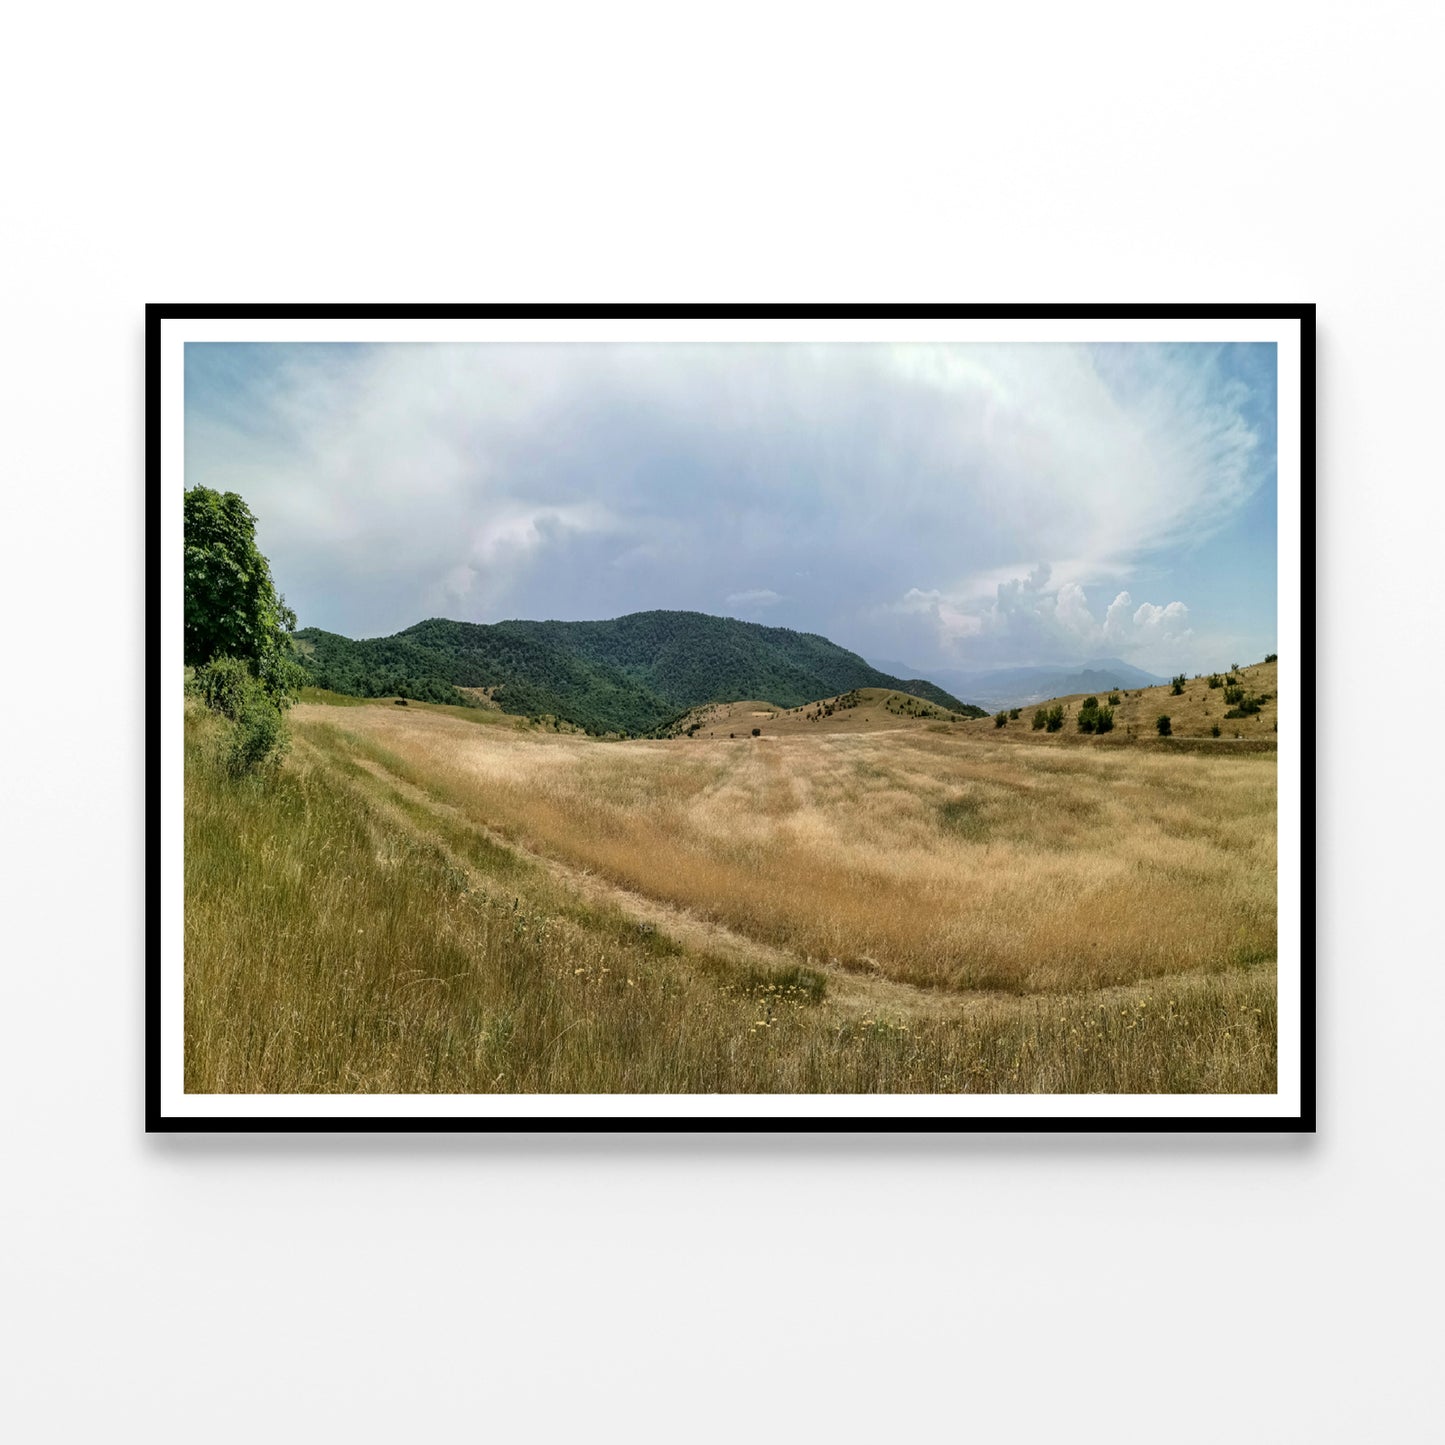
[295,609,982,735]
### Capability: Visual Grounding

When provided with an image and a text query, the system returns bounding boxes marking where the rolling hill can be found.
[295,610,982,735]
[955,657,1279,742]
[664,686,976,738]
[869,657,1169,712]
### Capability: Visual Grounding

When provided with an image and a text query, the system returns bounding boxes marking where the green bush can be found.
[194,655,253,721]
[1210,723,1221,737]
[194,654,290,774]
[1107,692,1121,706]
[1032,709,1047,730]
[1265,653,1278,664]
[1044,704,1065,733]
[1207,674,1223,689]
[228,693,289,775]
[1170,674,1186,696]
[1009,708,1020,720]
[995,711,1008,728]
[1095,705,1114,734]
[1156,715,1172,737]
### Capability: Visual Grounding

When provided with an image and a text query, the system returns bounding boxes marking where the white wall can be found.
[4,5,1439,1440]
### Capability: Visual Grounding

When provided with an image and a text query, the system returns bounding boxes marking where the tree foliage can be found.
[296,611,988,736]
[185,487,297,772]
[184,487,297,693]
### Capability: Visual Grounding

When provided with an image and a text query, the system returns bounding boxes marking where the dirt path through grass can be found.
[296,724,972,1019]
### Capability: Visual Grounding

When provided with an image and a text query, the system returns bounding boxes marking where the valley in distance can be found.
[187,582,1278,1095]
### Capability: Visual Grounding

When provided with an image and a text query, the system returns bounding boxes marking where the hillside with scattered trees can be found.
[296,610,981,734]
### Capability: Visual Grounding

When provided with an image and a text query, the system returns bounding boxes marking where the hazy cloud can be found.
[724,588,784,611]
[185,340,1275,667]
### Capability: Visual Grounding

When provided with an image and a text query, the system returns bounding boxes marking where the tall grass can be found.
[289,702,1277,995]
[185,705,1277,1094]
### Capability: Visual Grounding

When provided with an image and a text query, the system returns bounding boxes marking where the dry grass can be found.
[290,697,1276,996]
[671,687,967,738]
[184,704,1276,1094]
[957,659,1280,742]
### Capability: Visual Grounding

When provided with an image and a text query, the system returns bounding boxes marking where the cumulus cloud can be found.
[184,339,1273,662]
[895,571,1193,670]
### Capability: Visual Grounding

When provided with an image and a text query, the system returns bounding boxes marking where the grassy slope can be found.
[666,686,975,738]
[185,702,1277,1094]
[956,659,1281,742]
[294,610,979,735]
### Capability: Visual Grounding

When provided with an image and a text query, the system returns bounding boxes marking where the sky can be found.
[184,340,1277,678]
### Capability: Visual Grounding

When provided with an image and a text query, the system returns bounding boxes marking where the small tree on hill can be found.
[1156,715,1172,737]
[994,711,1008,728]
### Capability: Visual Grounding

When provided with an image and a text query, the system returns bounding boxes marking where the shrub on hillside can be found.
[752,727,761,737]
[1095,705,1114,734]
[227,691,290,775]
[995,711,1008,728]
[1265,653,1278,663]
[1210,723,1221,737]
[1044,704,1065,733]
[1107,692,1121,706]
[1207,674,1223,689]
[1032,708,1047,730]
[1170,674,1186,696]
[1156,715,1172,737]
[194,655,253,721]
[1009,708,1021,720]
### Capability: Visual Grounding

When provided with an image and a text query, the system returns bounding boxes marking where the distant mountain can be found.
[867,657,1169,712]
[297,610,984,735]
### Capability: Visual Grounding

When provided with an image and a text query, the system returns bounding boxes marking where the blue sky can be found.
[185,340,1277,676]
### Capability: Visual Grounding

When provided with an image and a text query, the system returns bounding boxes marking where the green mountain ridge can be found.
[295,609,983,734]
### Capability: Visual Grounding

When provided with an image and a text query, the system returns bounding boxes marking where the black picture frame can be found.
[149,302,1315,1133]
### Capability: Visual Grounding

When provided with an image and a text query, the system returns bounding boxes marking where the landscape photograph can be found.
[163,316,1303,1121]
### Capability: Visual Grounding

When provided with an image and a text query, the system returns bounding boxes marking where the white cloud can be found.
[894,572,1193,669]
[724,588,784,610]
[185,339,1271,656]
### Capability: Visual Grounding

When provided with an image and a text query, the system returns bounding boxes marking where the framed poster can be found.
[150,304,1313,1131]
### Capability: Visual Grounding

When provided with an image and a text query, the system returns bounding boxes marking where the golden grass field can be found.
[184,668,1279,1095]
[957,659,1280,742]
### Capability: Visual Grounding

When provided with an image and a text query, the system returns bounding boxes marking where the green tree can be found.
[184,487,297,691]
[1156,715,1172,737]
[185,487,298,773]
